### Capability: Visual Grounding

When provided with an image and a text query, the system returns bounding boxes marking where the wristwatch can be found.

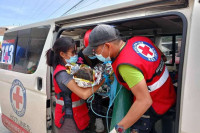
[115,125,125,133]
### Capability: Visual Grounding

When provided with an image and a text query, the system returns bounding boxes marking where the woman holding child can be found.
[46,37,104,133]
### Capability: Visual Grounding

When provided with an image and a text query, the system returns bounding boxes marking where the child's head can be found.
[74,67,93,82]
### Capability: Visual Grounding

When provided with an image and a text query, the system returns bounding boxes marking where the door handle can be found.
[37,77,43,91]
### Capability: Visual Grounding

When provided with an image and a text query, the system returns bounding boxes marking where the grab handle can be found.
[37,77,43,91]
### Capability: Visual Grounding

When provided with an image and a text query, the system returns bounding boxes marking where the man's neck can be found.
[119,41,125,50]
[113,40,125,58]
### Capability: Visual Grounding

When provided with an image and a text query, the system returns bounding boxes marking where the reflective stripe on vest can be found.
[148,67,169,92]
[56,99,64,106]
[56,97,85,107]
[72,99,85,108]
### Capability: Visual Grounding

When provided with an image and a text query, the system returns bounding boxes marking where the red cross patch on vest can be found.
[132,41,158,62]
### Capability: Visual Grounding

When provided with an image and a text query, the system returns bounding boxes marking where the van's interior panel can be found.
[54,15,183,133]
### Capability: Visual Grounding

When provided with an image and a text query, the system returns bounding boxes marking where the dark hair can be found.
[46,37,75,68]
[74,67,93,82]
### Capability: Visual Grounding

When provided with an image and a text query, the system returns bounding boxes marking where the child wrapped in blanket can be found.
[74,67,94,82]
[73,67,95,88]
[72,63,113,94]
[65,63,102,88]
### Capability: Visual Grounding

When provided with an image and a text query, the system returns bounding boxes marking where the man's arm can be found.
[117,79,152,129]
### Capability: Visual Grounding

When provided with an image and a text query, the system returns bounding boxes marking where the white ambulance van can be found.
[0,0,199,133]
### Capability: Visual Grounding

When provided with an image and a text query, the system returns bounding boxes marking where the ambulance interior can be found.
[52,14,184,133]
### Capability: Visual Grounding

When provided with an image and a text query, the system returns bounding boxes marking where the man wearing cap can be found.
[83,24,176,133]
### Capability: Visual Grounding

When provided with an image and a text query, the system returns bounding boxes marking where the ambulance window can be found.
[13,29,31,73]
[159,35,181,65]
[160,36,173,64]
[175,36,182,65]
[26,26,50,74]
[3,31,17,40]
[9,25,50,74]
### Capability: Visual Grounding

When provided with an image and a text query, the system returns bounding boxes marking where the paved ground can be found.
[0,106,11,133]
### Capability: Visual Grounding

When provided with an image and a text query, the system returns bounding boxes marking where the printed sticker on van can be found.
[10,79,27,117]
[1,39,15,64]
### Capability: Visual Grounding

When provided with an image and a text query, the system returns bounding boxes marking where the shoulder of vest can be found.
[54,64,66,76]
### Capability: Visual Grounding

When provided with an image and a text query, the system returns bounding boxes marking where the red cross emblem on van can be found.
[13,87,23,109]
[10,79,26,117]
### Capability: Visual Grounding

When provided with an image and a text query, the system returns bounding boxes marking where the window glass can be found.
[0,25,50,74]
[175,36,182,65]
[160,36,173,64]
[13,29,30,73]
[159,35,182,65]
[26,26,50,74]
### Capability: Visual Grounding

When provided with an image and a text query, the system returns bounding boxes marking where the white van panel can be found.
[0,81,47,133]
[0,24,55,133]
[180,0,200,133]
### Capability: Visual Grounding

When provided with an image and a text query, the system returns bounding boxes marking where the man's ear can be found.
[105,43,111,49]
[60,51,65,58]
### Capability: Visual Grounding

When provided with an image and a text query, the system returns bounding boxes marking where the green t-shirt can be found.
[118,65,144,88]
[118,42,144,89]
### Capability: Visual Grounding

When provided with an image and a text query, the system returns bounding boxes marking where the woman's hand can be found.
[66,78,105,100]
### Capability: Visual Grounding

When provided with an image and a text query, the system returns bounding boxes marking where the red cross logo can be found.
[13,87,23,109]
[138,45,153,56]
[4,52,9,63]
